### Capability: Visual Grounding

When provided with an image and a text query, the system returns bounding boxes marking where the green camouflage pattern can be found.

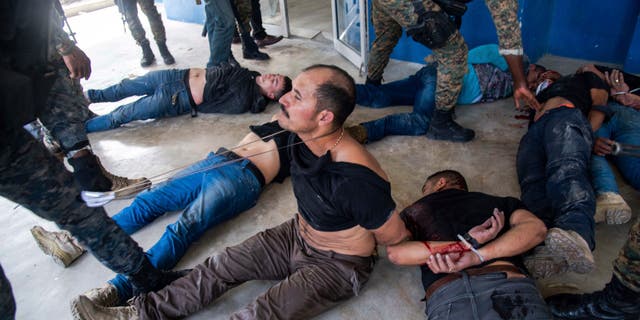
[234,0,252,35]
[117,0,167,45]
[613,217,640,292]
[485,0,522,52]
[367,0,520,111]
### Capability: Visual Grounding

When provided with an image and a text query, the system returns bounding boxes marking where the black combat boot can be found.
[241,33,269,60]
[139,39,156,67]
[127,257,192,296]
[156,41,175,65]
[365,76,381,86]
[426,109,475,142]
[67,153,113,192]
[546,276,640,319]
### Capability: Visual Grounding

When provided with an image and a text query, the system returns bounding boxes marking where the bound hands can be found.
[606,69,640,109]
[593,137,616,156]
[426,209,505,274]
[62,46,92,80]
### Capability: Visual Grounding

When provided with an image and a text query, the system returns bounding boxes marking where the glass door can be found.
[331,0,368,72]
[259,0,290,37]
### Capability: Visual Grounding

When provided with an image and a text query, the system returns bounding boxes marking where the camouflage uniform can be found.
[234,0,253,35]
[0,0,163,310]
[115,0,167,46]
[368,0,522,111]
[613,217,640,292]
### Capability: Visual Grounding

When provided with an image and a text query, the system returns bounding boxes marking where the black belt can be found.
[216,147,266,187]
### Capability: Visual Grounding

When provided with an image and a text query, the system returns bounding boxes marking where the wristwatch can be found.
[462,232,481,249]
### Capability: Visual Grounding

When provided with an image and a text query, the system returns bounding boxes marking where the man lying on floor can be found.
[84,63,291,132]
[72,64,410,320]
[347,44,524,143]
[33,119,292,308]
[575,64,639,225]
[387,170,550,319]
[516,64,610,278]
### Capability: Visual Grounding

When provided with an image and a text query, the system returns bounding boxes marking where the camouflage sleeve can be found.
[49,5,75,55]
[484,0,522,55]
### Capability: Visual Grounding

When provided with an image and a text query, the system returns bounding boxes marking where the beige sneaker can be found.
[523,245,569,279]
[595,192,632,225]
[95,157,151,198]
[30,226,85,267]
[71,295,138,320]
[82,283,120,308]
[545,228,595,274]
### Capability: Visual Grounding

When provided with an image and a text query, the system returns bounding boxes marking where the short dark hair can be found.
[273,76,292,101]
[302,64,355,127]
[424,170,468,191]
[530,64,547,75]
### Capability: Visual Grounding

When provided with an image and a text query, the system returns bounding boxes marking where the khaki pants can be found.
[132,218,375,319]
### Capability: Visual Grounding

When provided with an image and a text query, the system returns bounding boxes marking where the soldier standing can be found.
[367,0,538,142]
[114,0,176,67]
[0,1,177,317]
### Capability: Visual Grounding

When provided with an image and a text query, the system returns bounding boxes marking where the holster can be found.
[433,0,470,17]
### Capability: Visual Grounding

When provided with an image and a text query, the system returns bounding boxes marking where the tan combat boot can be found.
[71,295,138,320]
[595,192,632,225]
[30,226,85,267]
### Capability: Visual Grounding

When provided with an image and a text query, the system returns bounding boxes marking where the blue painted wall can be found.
[625,16,640,73]
[161,0,640,72]
[376,0,640,72]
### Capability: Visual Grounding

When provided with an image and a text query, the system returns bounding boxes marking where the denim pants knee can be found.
[426,272,550,320]
[357,63,437,142]
[85,69,192,132]
[108,152,262,302]
[591,103,640,193]
[516,107,596,249]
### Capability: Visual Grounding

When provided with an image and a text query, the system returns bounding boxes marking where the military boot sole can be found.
[545,228,595,274]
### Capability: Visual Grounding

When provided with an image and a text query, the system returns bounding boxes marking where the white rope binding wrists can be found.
[457,234,485,263]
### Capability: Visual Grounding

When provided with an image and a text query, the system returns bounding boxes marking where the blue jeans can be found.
[426,272,550,319]
[204,0,235,67]
[356,63,437,142]
[591,103,640,194]
[108,152,262,302]
[86,69,192,132]
[516,107,596,249]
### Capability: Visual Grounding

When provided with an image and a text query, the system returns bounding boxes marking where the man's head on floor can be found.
[276,64,356,135]
[526,63,562,94]
[256,74,292,101]
[421,169,469,196]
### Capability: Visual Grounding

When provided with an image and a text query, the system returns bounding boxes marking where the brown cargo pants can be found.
[132,217,375,319]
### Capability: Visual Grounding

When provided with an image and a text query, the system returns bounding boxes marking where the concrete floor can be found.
[1,4,638,320]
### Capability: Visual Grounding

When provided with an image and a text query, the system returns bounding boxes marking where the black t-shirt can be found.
[399,189,526,291]
[289,135,396,232]
[249,121,291,183]
[536,71,608,116]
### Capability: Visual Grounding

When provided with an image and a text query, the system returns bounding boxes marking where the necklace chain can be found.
[329,128,344,151]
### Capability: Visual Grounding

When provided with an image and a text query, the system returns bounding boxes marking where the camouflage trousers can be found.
[37,67,95,154]
[614,217,640,292]
[0,129,148,281]
[234,0,253,35]
[368,0,468,111]
[116,0,167,45]
[0,263,15,320]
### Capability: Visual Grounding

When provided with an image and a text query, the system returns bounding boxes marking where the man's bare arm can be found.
[476,209,546,261]
[371,210,411,246]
